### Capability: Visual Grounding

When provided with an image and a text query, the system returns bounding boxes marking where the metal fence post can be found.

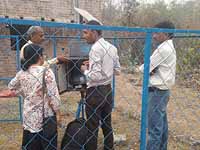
[140,32,152,150]
[53,37,57,58]
[52,37,57,75]
[19,96,23,123]
[16,36,23,123]
[16,36,20,71]
[112,37,117,109]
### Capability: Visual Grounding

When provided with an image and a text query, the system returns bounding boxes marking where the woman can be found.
[0,44,61,150]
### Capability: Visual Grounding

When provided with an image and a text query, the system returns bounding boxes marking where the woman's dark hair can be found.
[21,44,43,71]
[86,20,102,36]
[154,21,175,39]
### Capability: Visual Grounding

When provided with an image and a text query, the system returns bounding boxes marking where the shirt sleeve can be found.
[84,47,105,82]
[139,46,172,73]
[45,68,61,112]
[114,49,121,75]
[8,72,22,95]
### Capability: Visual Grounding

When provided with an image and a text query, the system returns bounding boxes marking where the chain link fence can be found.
[0,18,199,150]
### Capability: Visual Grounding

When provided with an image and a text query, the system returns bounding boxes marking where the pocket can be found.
[97,86,106,96]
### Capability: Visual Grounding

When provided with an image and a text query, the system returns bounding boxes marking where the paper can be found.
[74,7,103,25]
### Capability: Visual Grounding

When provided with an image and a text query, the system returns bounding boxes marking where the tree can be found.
[120,0,140,26]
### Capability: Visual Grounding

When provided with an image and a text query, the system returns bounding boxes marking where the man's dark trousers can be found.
[85,84,114,150]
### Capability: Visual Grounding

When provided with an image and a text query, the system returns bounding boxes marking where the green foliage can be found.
[120,47,142,73]
[177,47,200,74]
[184,48,200,68]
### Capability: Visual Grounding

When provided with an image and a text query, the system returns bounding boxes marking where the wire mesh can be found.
[0,19,199,150]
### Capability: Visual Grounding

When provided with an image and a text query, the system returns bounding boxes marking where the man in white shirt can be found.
[81,20,120,150]
[139,21,176,150]
[20,26,68,67]
[20,26,45,60]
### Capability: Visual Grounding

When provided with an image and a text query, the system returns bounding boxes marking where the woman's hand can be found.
[0,90,16,98]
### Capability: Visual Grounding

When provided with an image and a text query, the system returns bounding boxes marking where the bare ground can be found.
[0,72,199,150]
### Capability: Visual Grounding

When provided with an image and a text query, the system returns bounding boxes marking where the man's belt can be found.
[148,87,168,92]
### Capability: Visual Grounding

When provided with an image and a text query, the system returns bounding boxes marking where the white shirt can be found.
[139,39,176,90]
[20,40,58,68]
[84,38,120,88]
[20,40,33,60]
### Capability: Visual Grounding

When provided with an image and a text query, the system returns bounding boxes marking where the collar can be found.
[20,40,33,59]
[157,39,173,49]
